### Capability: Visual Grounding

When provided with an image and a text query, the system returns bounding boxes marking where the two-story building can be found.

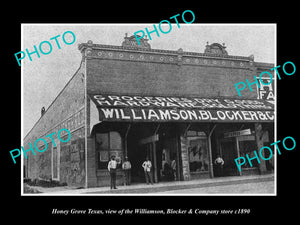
[24,34,275,188]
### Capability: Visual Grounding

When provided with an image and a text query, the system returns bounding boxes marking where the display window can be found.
[95,131,123,169]
[238,138,259,169]
[187,131,209,172]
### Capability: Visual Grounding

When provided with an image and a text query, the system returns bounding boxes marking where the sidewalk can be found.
[33,173,274,195]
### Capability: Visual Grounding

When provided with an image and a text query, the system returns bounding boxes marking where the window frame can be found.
[95,131,123,170]
[187,130,209,173]
[51,141,60,180]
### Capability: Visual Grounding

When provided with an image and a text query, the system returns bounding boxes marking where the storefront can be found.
[24,34,275,188]
[88,94,274,186]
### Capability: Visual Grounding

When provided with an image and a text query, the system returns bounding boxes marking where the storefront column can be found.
[179,135,190,181]
[124,124,131,158]
[254,123,267,174]
[175,134,182,181]
[235,137,242,176]
[86,137,97,187]
[152,124,160,183]
[208,124,217,178]
[152,142,158,183]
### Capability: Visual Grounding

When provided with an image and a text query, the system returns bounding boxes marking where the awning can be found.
[89,94,275,123]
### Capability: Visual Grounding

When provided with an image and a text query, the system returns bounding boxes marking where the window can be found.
[238,138,259,169]
[187,131,209,172]
[52,145,60,180]
[96,131,123,169]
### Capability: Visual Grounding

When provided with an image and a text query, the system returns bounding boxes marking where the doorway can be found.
[126,123,182,184]
[159,135,181,182]
[127,138,146,183]
[126,124,159,184]
[219,139,239,176]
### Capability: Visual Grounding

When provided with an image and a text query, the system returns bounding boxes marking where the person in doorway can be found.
[142,157,153,185]
[171,158,177,181]
[214,155,225,176]
[108,155,118,189]
[122,156,132,185]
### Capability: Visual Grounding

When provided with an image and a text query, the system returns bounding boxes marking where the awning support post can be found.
[235,136,242,176]
[208,124,217,178]
[184,123,191,137]
[154,123,160,134]
[124,124,131,158]
[153,123,160,183]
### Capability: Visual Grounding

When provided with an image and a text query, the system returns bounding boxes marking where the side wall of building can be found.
[23,61,86,187]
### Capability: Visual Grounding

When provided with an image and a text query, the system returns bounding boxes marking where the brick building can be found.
[24,34,275,188]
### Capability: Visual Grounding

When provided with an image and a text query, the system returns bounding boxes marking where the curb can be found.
[84,175,274,194]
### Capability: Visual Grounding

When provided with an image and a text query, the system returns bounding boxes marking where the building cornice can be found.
[78,41,255,69]
[78,42,252,61]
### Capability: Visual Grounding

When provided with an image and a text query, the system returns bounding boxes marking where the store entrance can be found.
[126,124,160,184]
[219,139,239,176]
[127,137,148,184]
[138,133,181,183]
[126,123,181,184]
[159,134,180,182]
[127,134,160,184]
[140,137,159,183]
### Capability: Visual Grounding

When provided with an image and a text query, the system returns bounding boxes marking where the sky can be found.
[22,24,276,136]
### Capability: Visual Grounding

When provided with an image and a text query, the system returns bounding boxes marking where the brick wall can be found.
[24,61,86,186]
[86,137,97,187]
[60,129,85,186]
[86,56,262,99]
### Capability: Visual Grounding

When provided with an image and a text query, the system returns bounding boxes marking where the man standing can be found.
[214,155,225,176]
[171,158,177,181]
[108,155,118,189]
[142,157,153,185]
[122,156,132,185]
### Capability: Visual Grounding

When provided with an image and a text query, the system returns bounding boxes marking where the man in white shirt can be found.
[108,155,118,189]
[214,155,225,176]
[142,157,153,185]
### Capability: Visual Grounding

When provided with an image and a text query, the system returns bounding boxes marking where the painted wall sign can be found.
[90,94,274,122]
[40,108,85,139]
[91,94,274,110]
[257,77,275,103]
[98,108,274,122]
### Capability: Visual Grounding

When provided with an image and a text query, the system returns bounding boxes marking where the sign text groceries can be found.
[10,128,71,164]
[92,95,274,122]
